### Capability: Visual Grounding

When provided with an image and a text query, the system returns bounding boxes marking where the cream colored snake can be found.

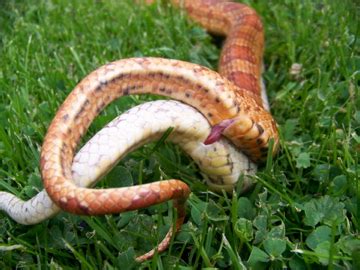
[1,0,279,262]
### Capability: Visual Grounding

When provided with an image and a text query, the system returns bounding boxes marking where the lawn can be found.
[0,0,359,269]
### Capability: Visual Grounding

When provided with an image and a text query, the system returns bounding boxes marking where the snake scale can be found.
[1,0,279,262]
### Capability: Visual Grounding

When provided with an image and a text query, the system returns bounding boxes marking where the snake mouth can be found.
[204,119,235,145]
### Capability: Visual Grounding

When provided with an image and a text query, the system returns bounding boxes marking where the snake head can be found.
[204,115,279,163]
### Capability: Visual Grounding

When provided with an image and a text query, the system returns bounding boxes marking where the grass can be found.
[0,0,359,269]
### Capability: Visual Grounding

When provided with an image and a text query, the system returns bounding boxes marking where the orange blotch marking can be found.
[228,71,259,95]
[220,45,256,65]
[241,14,263,31]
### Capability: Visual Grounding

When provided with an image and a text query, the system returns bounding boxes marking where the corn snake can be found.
[1,0,279,262]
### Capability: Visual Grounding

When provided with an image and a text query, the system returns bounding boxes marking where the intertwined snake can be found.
[0,100,256,223]
[0,0,279,262]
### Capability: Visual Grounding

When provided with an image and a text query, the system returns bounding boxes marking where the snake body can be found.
[0,100,255,225]
[1,0,279,262]
[41,57,277,211]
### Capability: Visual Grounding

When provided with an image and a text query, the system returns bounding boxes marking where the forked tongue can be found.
[204,119,235,145]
